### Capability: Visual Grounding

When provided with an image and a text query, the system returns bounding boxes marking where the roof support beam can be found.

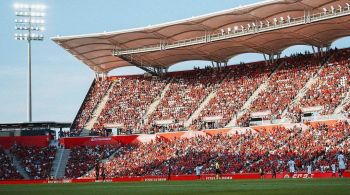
[117,54,166,76]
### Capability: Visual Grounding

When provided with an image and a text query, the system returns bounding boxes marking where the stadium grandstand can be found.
[1,1,350,194]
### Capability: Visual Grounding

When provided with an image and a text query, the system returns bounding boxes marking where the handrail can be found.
[114,6,350,56]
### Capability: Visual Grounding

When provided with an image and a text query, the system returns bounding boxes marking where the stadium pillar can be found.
[27,39,32,122]
[317,47,321,57]
[269,53,275,64]
[263,54,269,65]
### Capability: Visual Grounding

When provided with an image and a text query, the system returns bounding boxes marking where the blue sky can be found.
[0,0,349,123]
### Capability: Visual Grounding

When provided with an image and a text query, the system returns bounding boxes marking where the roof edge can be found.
[51,0,284,41]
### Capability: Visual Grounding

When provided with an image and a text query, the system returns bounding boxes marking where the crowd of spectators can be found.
[11,145,56,179]
[250,121,350,173]
[1,121,348,180]
[237,53,320,125]
[69,48,350,134]
[192,62,272,130]
[92,76,167,135]
[287,49,350,122]
[65,144,119,178]
[0,147,22,180]
[71,79,112,135]
[74,121,350,178]
[147,67,226,132]
[343,103,350,118]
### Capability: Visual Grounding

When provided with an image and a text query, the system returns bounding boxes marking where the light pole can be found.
[14,3,46,122]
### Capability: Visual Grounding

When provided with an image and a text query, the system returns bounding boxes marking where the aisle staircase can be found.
[184,71,230,128]
[4,150,30,179]
[142,79,173,126]
[226,62,284,127]
[50,148,71,179]
[184,90,218,127]
[281,54,332,118]
[334,90,350,114]
[225,81,269,127]
[80,82,116,136]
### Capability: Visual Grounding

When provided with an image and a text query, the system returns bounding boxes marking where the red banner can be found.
[60,135,140,148]
[0,136,50,149]
[0,172,348,185]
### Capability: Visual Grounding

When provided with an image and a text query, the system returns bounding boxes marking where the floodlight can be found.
[227,27,231,33]
[14,3,46,122]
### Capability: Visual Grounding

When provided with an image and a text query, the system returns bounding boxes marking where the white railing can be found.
[114,6,350,56]
[302,113,347,122]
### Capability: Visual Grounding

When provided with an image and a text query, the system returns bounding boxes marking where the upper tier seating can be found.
[71,79,111,136]
[70,48,350,135]
[192,62,273,129]
[147,67,227,133]
[93,76,167,135]
[287,49,350,122]
[237,53,320,125]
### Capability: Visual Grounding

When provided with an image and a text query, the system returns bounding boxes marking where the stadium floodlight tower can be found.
[14,3,46,122]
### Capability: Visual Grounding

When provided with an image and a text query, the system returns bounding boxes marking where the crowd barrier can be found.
[0,172,349,185]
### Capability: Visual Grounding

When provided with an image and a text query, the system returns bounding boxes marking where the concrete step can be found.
[81,82,116,136]
[184,89,218,127]
[334,91,350,114]
[225,81,269,127]
[281,62,327,118]
[51,148,71,179]
[143,79,173,126]
[226,62,284,127]
[5,150,30,179]
[184,71,230,128]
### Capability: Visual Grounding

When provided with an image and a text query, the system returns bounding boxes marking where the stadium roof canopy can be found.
[52,0,350,74]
